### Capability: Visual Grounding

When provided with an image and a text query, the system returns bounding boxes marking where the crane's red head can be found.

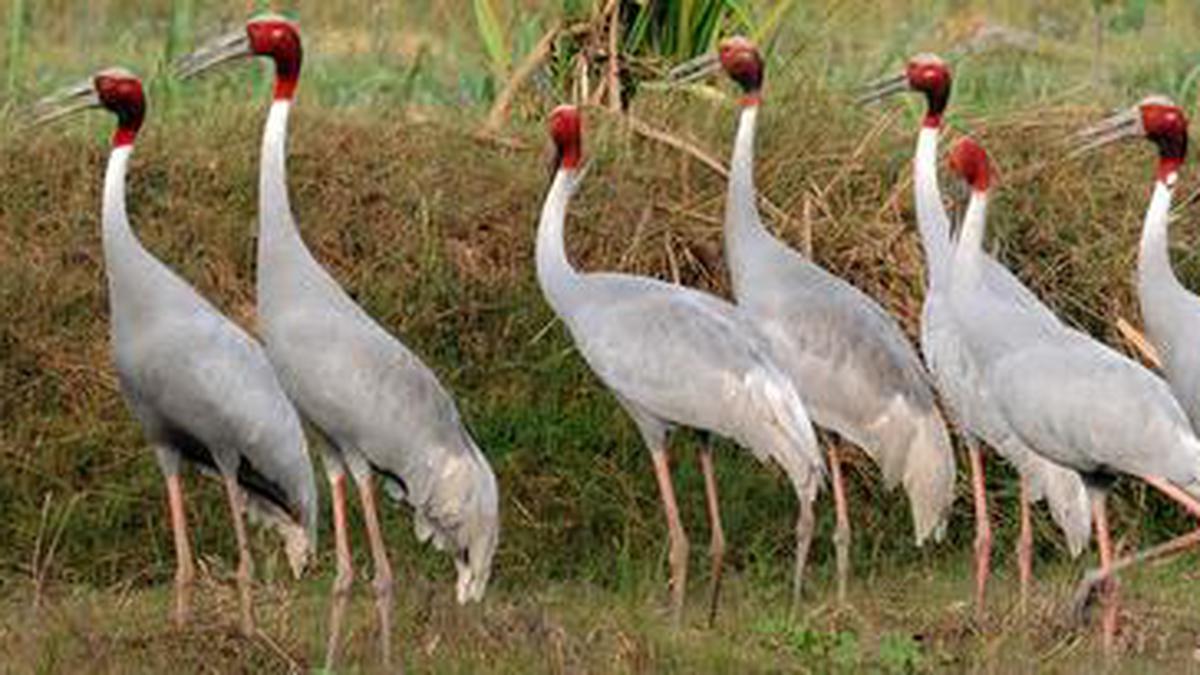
[948,137,990,193]
[906,54,951,127]
[95,68,145,147]
[1140,97,1188,180]
[718,36,764,104]
[175,13,302,100]
[247,15,302,100]
[549,105,582,170]
[1073,95,1187,183]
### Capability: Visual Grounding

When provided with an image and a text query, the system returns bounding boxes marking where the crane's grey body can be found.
[913,128,1091,553]
[1138,181,1200,433]
[254,101,498,598]
[725,105,954,543]
[537,169,824,508]
[103,145,316,557]
[949,188,1200,495]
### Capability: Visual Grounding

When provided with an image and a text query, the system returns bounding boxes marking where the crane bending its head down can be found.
[948,136,991,193]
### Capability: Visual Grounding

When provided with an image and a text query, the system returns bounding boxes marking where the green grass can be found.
[4,551,1200,672]
[7,0,1200,671]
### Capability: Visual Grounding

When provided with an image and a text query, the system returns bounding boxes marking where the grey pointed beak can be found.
[30,80,100,126]
[174,30,251,80]
[855,72,908,106]
[665,51,721,86]
[1070,107,1142,158]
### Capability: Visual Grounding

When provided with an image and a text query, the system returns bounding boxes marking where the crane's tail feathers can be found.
[1040,465,1092,558]
[900,411,957,546]
[744,367,826,502]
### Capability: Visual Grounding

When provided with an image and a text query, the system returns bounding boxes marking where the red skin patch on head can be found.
[948,137,990,192]
[719,37,764,102]
[907,59,951,128]
[549,105,582,170]
[248,19,303,100]
[95,74,145,147]
[1140,103,1188,181]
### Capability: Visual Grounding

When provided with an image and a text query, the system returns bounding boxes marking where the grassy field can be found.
[6,0,1200,671]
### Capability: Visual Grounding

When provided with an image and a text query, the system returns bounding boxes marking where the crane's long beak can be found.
[855,72,908,105]
[665,51,721,86]
[174,30,252,80]
[30,80,100,126]
[1070,107,1141,158]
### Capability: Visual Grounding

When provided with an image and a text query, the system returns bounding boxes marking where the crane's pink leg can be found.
[1091,491,1118,652]
[165,474,195,630]
[1017,474,1033,616]
[222,475,255,636]
[324,472,354,671]
[1073,476,1200,623]
[352,473,395,669]
[650,448,689,627]
[698,446,725,627]
[828,444,851,606]
[967,440,992,621]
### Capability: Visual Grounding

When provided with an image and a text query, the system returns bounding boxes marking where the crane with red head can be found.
[538,103,827,627]
[669,37,958,610]
[1067,96,1200,646]
[858,54,1092,619]
[177,13,500,671]
[32,67,317,637]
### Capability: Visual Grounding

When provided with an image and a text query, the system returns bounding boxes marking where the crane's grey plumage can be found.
[866,57,1092,615]
[536,107,824,625]
[256,101,498,591]
[915,125,1091,551]
[721,68,955,564]
[175,15,499,670]
[947,136,1200,646]
[60,68,316,634]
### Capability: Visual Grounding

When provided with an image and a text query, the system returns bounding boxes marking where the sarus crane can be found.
[947,134,1200,650]
[859,54,1090,617]
[177,14,499,669]
[33,67,316,636]
[535,104,825,626]
[670,37,955,607]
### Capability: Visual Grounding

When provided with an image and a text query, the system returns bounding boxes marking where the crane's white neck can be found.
[1138,177,1183,301]
[102,146,133,241]
[258,100,307,266]
[914,126,953,290]
[725,104,778,289]
[951,190,988,290]
[101,145,143,269]
[536,169,581,312]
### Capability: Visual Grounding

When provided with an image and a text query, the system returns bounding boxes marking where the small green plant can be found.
[752,615,863,668]
[878,632,923,673]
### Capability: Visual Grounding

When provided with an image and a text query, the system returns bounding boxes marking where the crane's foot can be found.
[323,564,354,671]
[172,567,194,631]
[704,547,725,629]
[1070,569,1104,627]
[372,571,396,670]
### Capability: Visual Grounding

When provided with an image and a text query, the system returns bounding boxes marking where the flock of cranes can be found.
[27,11,1200,666]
